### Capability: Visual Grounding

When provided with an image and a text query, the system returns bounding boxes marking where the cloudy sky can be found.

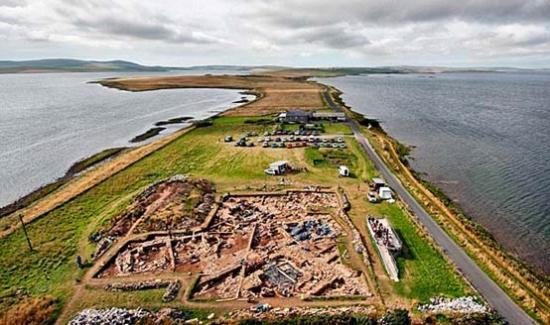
[1,0,549,67]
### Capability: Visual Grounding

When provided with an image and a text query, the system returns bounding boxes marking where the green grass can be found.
[0,115,466,316]
[371,202,468,302]
[0,117,310,309]
[336,236,354,269]
[304,147,363,182]
[304,147,326,166]
[67,148,126,176]
[322,123,353,135]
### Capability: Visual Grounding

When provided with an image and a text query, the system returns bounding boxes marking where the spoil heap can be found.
[69,308,190,325]
[69,308,150,325]
[418,296,488,314]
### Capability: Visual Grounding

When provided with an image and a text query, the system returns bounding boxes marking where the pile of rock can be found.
[69,307,150,325]
[418,296,488,314]
[162,281,181,302]
[92,236,115,260]
[228,305,375,321]
[104,280,180,302]
[69,307,192,325]
[104,279,171,292]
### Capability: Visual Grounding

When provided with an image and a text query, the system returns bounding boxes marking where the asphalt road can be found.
[322,91,534,325]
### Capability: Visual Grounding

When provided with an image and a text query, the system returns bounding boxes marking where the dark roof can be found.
[286,109,312,117]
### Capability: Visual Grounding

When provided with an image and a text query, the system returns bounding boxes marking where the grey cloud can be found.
[249,0,550,28]
[75,17,215,44]
[294,25,370,48]
[515,34,550,47]
[0,0,25,7]
[53,0,222,45]
[2,0,549,68]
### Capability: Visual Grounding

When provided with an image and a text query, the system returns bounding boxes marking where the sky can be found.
[1,0,549,68]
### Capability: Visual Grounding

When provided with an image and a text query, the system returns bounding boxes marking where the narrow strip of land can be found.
[322,91,534,324]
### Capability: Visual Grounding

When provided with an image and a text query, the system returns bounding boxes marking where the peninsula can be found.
[0,72,547,325]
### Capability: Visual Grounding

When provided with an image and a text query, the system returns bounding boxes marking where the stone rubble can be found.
[418,296,488,314]
[69,307,190,325]
[104,280,180,302]
[104,279,171,291]
[162,280,181,302]
[68,307,150,325]
[228,305,375,321]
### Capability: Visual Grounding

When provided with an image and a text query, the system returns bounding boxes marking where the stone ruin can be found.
[192,191,370,300]
[94,190,371,302]
[91,175,216,260]
[104,279,180,302]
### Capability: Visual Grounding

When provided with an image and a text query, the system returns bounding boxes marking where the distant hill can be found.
[1,59,543,75]
[0,59,170,73]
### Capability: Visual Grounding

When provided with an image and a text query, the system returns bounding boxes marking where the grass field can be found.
[370,202,469,302]
[0,116,468,318]
[99,75,325,116]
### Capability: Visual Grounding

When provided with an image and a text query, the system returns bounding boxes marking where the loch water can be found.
[319,72,550,274]
[0,71,250,207]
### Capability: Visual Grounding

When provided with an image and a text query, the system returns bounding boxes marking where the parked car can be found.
[367,191,379,203]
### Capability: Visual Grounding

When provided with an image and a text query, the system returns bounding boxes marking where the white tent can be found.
[339,165,349,177]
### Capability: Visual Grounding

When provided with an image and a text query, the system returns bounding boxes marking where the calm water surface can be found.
[0,71,251,207]
[319,72,550,274]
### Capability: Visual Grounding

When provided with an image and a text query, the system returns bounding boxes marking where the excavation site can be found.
[93,177,371,302]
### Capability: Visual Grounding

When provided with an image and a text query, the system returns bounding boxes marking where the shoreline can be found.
[0,82,258,238]
[2,73,547,323]
[0,82,257,223]
[325,85,549,322]
[318,73,549,275]
[328,82,549,276]
[0,147,125,220]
